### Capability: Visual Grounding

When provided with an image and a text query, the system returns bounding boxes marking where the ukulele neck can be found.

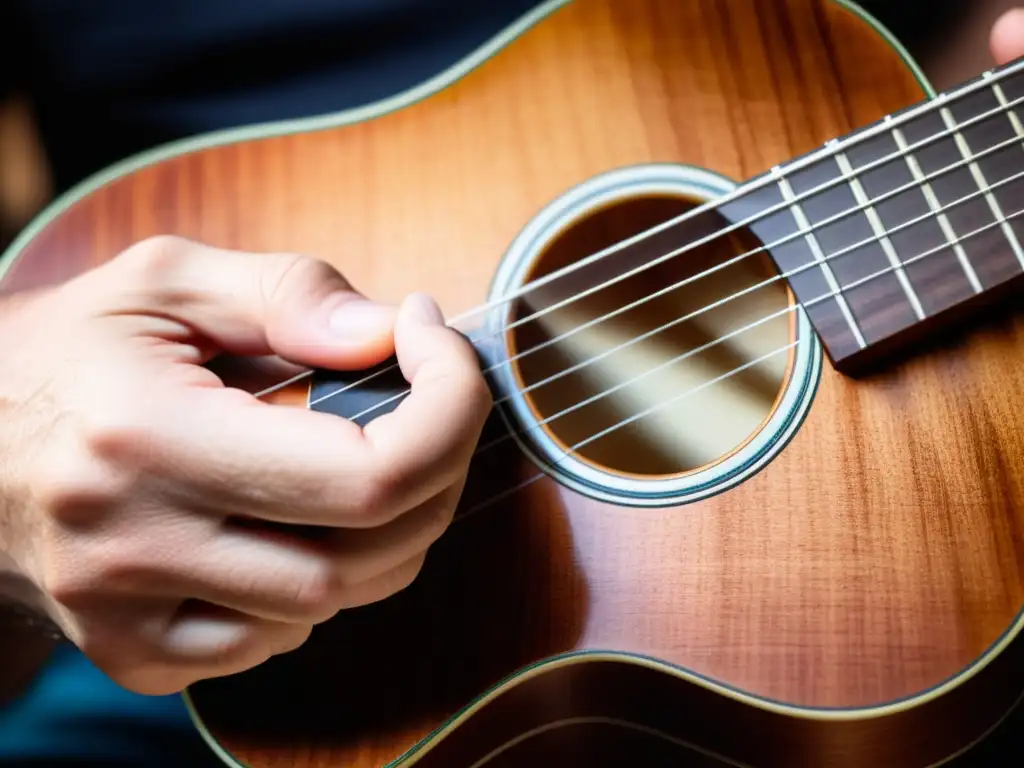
[720,56,1024,375]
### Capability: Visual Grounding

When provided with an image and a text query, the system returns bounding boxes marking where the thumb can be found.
[991,8,1024,65]
[96,236,398,370]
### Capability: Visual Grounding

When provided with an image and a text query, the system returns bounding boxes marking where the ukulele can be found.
[3,1,1023,766]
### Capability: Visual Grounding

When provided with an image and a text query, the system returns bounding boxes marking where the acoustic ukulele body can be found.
[3,1,1024,766]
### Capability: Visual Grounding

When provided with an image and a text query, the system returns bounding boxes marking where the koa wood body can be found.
[2,1,1024,766]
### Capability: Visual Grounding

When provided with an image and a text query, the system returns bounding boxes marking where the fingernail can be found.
[328,299,396,339]
[404,292,445,325]
[164,616,246,658]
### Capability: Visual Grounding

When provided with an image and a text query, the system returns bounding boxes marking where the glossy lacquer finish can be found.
[2,1,1024,767]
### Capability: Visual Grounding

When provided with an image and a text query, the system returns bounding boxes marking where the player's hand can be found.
[0,236,491,695]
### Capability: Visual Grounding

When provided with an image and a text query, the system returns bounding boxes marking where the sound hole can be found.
[507,192,795,479]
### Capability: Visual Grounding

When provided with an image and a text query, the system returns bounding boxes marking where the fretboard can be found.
[719,57,1024,374]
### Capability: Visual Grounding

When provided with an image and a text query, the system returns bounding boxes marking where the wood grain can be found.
[2,0,1024,766]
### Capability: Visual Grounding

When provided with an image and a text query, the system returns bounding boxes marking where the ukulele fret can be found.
[887,120,985,296]
[773,169,868,350]
[940,104,1024,271]
[990,75,1024,140]
[739,60,1024,373]
[831,144,927,321]
[900,74,1024,292]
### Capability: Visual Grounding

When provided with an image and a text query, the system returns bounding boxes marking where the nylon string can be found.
[342,150,1024,423]
[244,64,1024,520]
[455,201,1024,522]
[254,64,1024,405]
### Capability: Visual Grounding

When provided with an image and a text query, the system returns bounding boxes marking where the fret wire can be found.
[830,142,926,320]
[341,64,1024,337]
[766,169,864,347]
[820,205,1024,305]
[988,73,1024,138]
[534,206,1024,456]
[457,185,1024,519]
[939,103,1024,271]
[886,116,984,293]
[986,72,1024,272]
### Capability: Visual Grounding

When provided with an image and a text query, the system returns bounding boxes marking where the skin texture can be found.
[0,236,492,696]
[991,8,1024,60]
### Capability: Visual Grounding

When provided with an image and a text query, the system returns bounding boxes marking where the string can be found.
[342,152,1024,422]
[453,202,1024,523]
[467,200,1024,466]
[249,65,1024,521]
[276,85,1024,403]
[456,342,800,519]
[303,90,1024,406]
[257,64,1024,403]
[298,195,1024,516]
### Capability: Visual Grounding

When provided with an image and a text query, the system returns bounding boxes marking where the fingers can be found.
[92,605,314,696]
[135,551,422,694]
[75,523,435,697]
[155,480,463,623]
[92,235,398,371]
[159,605,310,669]
[991,8,1024,65]
[358,293,492,513]
[135,293,491,527]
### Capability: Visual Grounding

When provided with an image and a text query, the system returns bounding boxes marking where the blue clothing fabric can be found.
[0,643,219,766]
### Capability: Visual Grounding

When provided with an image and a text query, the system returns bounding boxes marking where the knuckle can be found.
[393,554,426,593]
[30,449,126,528]
[277,624,314,654]
[33,473,109,526]
[84,429,149,471]
[41,564,93,607]
[115,235,192,278]
[79,404,151,465]
[91,544,152,589]
[350,470,401,525]
[102,235,202,305]
[46,529,164,607]
[423,498,456,543]
[288,562,336,618]
[261,253,347,305]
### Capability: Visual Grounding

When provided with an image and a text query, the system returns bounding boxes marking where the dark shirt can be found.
[0,0,960,193]
[0,0,540,191]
